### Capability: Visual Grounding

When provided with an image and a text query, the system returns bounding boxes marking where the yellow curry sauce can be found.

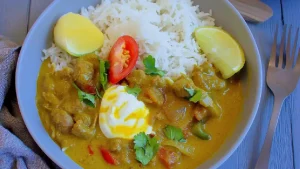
[36,55,243,169]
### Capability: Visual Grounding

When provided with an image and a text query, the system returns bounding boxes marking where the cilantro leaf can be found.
[135,148,145,164]
[100,60,110,90]
[73,83,96,108]
[143,55,166,77]
[143,55,155,69]
[148,137,159,154]
[133,132,159,165]
[126,86,141,97]
[134,132,148,149]
[189,90,202,103]
[145,145,154,158]
[81,93,96,107]
[164,125,186,143]
[135,147,150,165]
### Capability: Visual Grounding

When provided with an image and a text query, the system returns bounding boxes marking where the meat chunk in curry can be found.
[71,120,96,139]
[126,70,166,106]
[171,75,221,117]
[50,109,74,134]
[172,75,197,98]
[73,59,95,90]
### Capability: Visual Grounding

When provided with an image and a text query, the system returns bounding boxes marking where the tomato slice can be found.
[108,35,139,84]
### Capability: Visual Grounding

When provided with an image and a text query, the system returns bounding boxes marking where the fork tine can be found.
[285,25,292,69]
[278,25,287,68]
[287,27,299,69]
[269,25,278,67]
[291,28,300,69]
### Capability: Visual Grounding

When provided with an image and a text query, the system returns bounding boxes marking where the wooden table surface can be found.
[0,0,299,169]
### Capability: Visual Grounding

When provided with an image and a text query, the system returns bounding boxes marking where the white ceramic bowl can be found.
[16,0,263,168]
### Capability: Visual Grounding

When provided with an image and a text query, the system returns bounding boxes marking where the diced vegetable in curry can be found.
[37,53,243,169]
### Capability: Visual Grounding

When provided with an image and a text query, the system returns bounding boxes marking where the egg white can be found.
[99,85,152,139]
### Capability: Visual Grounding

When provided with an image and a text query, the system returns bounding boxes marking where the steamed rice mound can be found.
[43,0,215,78]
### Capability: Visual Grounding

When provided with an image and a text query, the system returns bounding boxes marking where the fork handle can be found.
[255,96,285,169]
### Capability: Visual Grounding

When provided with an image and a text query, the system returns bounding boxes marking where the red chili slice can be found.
[100,147,119,165]
[87,145,94,155]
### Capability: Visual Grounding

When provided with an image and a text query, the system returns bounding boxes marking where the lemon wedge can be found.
[54,12,104,56]
[194,27,245,79]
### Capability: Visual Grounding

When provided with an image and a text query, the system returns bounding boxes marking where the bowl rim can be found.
[15,0,263,169]
[202,2,263,169]
[203,0,263,168]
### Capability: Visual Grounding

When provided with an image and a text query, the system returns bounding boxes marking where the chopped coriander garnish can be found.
[184,87,203,103]
[99,60,110,90]
[134,132,148,149]
[73,83,96,108]
[143,55,166,77]
[133,132,159,165]
[126,86,141,97]
[164,125,186,143]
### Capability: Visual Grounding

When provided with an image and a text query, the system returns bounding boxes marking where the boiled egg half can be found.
[99,85,153,139]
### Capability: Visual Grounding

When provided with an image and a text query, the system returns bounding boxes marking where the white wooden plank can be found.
[221,0,294,168]
[0,0,30,44]
[281,1,300,168]
[28,0,53,30]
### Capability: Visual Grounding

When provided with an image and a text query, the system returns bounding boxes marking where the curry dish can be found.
[37,55,243,169]
[37,1,245,168]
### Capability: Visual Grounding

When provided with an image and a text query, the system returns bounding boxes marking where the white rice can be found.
[43,0,215,77]
[42,44,72,71]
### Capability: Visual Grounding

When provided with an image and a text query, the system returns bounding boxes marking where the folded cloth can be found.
[0,36,51,169]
